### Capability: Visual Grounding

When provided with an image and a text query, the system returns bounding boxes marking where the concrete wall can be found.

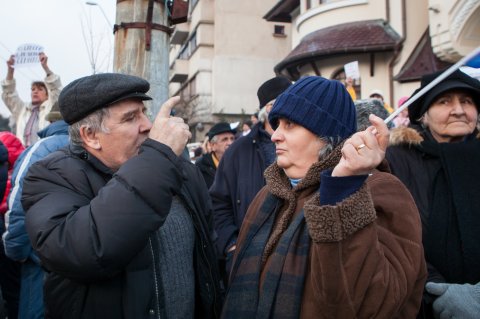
[211,0,292,115]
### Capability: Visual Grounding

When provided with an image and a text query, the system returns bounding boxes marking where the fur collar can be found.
[264,143,343,198]
[389,126,480,146]
[389,127,424,146]
[260,144,343,264]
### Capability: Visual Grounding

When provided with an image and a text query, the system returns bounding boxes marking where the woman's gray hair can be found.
[69,108,111,146]
[318,136,343,160]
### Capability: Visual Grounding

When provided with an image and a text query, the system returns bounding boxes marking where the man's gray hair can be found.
[69,108,111,146]
[209,134,218,144]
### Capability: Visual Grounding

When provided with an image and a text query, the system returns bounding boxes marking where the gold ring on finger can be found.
[356,143,366,151]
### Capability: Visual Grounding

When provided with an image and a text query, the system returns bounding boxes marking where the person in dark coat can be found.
[209,76,291,278]
[21,73,223,319]
[195,122,235,188]
[386,69,480,319]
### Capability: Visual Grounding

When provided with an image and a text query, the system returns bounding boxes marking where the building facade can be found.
[169,0,292,141]
[265,0,479,109]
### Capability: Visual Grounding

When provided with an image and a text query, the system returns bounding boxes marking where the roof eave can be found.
[275,45,398,75]
[263,0,300,22]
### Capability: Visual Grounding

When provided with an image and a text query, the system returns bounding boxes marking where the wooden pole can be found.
[113,0,172,118]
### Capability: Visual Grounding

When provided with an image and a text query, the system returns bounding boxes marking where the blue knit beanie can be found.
[269,76,357,139]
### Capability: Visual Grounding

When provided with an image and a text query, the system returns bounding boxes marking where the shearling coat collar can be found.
[389,125,480,146]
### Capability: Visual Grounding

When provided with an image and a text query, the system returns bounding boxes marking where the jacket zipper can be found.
[149,237,161,319]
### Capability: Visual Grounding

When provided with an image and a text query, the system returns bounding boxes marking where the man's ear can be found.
[79,126,101,150]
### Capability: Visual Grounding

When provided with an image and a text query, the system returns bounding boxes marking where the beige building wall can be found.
[295,0,384,35]
[212,1,291,116]
[280,0,442,108]
[169,0,292,141]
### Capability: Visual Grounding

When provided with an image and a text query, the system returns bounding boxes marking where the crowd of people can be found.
[0,51,478,319]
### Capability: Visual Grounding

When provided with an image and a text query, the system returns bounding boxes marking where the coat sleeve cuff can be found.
[1,78,15,91]
[304,184,376,242]
[141,138,181,168]
[319,170,368,205]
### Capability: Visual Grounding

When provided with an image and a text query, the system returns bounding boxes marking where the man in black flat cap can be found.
[195,122,236,189]
[209,76,291,282]
[20,73,224,319]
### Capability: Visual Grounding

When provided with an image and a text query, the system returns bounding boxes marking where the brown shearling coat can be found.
[233,157,427,318]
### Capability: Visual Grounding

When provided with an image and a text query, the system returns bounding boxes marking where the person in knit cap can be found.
[354,98,393,131]
[209,76,291,283]
[386,69,480,319]
[221,76,426,318]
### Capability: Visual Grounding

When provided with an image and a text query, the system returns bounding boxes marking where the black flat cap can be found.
[257,76,291,109]
[59,73,152,124]
[409,69,480,124]
[207,122,236,140]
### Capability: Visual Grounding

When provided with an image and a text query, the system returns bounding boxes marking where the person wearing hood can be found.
[222,76,426,318]
[386,69,480,319]
[3,101,69,319]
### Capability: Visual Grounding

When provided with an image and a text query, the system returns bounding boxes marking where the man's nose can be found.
[140,114,153,132]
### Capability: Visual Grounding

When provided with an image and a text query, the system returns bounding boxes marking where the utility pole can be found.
[113,0,172,117]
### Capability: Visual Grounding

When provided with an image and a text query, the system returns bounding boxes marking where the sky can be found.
[0,0,116,117]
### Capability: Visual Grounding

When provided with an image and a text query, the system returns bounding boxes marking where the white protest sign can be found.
[344,61,360,80]
[14,43,44,68]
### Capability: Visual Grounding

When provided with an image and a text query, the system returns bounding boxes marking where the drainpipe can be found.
[387,0,406,108]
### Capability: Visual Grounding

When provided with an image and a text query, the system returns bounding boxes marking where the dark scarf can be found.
[419,131,480,284]
[222,148,340,319]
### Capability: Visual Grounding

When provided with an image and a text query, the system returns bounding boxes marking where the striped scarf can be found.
[221,144,342,319]
[222,193,310,319]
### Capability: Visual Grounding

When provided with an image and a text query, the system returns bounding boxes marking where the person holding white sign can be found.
[1,52,62,146]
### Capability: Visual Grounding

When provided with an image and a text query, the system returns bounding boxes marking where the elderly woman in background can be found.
[386,69,480,319]
[221,76,426,319]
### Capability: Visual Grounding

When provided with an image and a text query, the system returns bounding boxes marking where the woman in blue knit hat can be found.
[221,76,426,319]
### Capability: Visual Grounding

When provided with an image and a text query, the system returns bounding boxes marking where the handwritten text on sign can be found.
[14,44,44,68]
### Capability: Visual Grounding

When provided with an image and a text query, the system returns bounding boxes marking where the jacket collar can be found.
[69,143,115,176]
